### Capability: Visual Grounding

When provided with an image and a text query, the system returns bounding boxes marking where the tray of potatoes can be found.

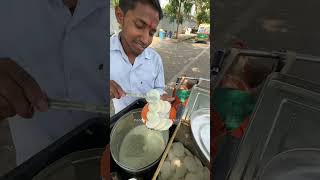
[152,122,210,180]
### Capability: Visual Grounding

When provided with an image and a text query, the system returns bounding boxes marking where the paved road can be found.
[150,37,210,87]
[214,0,320,56]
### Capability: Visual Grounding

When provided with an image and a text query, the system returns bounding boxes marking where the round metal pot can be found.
[32,148,104,180]
[110,108,169,174]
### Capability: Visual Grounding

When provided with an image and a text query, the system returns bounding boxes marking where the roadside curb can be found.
[172,35,196,43]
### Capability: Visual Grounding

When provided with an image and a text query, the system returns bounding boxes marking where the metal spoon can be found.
[125,92,146,98]
[48,98,108,114]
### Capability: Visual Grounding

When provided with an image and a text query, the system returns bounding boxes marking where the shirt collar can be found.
[66,0,106,30]
[110,33,152,60]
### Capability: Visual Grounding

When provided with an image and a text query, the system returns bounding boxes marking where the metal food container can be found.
[110,108,169,174]
[212,48,320,180]
[32,148,104,180]
[2,118,108,180]
[182,84,210,123]
[182,80,210,166]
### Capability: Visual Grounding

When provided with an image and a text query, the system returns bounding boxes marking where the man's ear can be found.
[115,6,125,26]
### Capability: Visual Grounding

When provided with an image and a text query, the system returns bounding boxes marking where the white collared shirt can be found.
[110,34,165,113]
[0,0,107,164]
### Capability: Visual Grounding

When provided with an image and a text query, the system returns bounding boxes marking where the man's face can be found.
[116,3,160,56]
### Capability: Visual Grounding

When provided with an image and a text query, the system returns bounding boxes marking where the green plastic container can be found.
[213,88,255,129]
[176,89,191,103]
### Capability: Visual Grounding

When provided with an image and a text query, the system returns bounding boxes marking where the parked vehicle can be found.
[196,23,210,42]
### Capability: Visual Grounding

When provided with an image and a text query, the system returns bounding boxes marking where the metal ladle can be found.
[48,98,108,114]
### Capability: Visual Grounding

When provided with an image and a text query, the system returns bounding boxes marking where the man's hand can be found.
[161,93,175,102]
[0,58,48,121]
[110,80,125,99]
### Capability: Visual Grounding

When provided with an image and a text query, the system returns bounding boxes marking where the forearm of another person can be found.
[110,80,125,99]
[0,57,48,121]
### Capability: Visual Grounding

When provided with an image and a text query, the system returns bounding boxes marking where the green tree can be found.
[111,0,119,7]
[164,0,194,39]
[195,0,210,25]
[196,10,210,25]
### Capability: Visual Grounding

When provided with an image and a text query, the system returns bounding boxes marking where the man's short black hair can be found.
[119,0,163,20]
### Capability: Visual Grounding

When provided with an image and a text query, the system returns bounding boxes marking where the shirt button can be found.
[98,64,104,70]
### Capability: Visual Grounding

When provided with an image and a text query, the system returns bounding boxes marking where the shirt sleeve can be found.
[154,54,165,95]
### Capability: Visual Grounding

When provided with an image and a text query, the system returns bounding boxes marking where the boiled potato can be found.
[171,176,184,180]
[173,163,187,178]
[172,142,185,157]
[184,156,197,172]
[171,157,182,168]
[169,157,176,172]
[160,170,170,180]
[202,167,210,180]
[194,156,203,169]
[184,148,192,157]
[168,150,176,161]
[160,141,207,180]
[160,161,171,175]
[194,171,204,179]
[185,173,198,180]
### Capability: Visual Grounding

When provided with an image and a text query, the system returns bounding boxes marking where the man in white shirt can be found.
[110,0,174,113]
[0,0,107,165]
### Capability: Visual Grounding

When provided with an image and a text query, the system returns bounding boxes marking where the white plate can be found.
[200,124,210,155]
[190,108,210,162]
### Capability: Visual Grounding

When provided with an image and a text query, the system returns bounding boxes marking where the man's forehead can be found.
[137,16,159,29]
[129,3,160,27]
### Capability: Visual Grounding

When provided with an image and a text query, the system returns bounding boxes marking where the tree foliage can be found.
[196,9,210,25]
[195,0,210,25]
[163,0,194,38]
[164,0,194,25]
[111,0,119,7]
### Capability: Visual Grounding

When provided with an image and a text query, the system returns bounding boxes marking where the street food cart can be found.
[1,76,210,180]
[108,76,210,180]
